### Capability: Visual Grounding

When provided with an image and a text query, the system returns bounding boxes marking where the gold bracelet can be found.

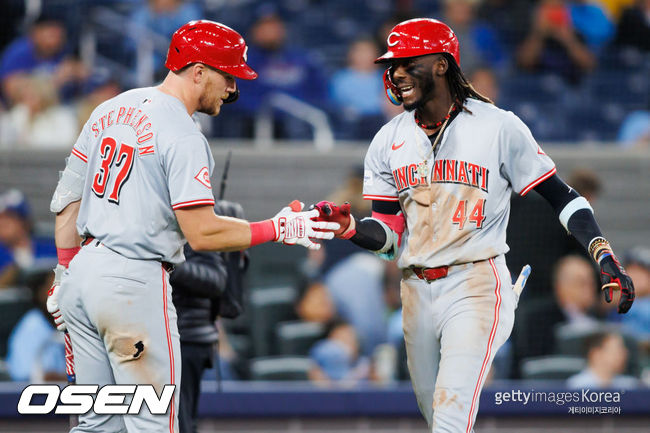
[588,237,606,255]
[595,246,613,263]
[589,237,611,261]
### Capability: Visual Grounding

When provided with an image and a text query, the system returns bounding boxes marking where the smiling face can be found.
[197,66,236,116]
[390,55,440,111]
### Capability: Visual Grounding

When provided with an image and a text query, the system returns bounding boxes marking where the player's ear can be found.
[192,63,205,84]
[434,55,448,77]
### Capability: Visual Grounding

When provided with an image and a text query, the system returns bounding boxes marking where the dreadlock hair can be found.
[441,53,493,111]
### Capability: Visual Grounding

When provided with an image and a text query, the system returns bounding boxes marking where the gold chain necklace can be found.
[414,103,456,183]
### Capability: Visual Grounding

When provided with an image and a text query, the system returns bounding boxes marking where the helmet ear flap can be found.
[383,67,402,105]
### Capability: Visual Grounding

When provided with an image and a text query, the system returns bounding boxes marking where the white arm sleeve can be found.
[50,155,87,213]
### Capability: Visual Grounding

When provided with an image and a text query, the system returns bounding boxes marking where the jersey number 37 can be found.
[91,136,135,204]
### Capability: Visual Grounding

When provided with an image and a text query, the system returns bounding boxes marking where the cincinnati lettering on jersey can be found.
[392,163,428,192]
[392,159,489,192]
[91,106,154,144]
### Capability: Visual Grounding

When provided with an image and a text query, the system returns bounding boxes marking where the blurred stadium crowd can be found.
[0,0,648,147]
[1,172,650,389]
[0,0,649,391]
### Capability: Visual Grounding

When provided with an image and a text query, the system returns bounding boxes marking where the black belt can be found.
[82,236,174,273]
[81,236,97,246]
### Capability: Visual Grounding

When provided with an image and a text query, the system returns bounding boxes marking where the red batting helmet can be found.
[375,18,460,66]
[165,20,257,80]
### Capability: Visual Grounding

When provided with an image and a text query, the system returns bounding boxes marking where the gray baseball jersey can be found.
[56,86,217,433]
[71,87,215,264]
[363,98,553,432]
[363,98,555,269]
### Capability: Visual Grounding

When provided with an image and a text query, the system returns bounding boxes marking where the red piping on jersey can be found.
[466,258,501,433]
[519,167,557,196]
[71,148,88,163]
[161,267,175,433]
[363,194,399,202]
[172,199,216,210]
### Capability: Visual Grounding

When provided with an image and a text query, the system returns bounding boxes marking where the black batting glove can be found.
[599,254,635,314]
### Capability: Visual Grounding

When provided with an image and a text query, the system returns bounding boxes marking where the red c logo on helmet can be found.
[387,32,400,47]
[375,18,460,67]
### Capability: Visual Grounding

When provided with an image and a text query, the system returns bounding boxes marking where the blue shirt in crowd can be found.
[0,238,57,274]
[329,69,384,116]
[323,252,387,355]
[570,3,615,51]
[129,2,202,71]
[0,37,67,80]
[7,308,65,381]
[236,45,328,112]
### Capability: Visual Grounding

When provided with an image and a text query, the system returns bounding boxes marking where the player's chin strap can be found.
[223,88,239,104]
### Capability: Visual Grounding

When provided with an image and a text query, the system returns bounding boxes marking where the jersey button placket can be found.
[431,202,438,242]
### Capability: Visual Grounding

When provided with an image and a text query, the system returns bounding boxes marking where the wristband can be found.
[57,247,81,268]
[589,236,612,263]
[250,220,276,246]
[340,217,357,239]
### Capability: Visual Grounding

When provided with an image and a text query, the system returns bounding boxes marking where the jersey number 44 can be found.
[452,198,486,230]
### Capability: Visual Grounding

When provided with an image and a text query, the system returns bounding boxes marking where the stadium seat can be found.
[554,323,642,376]
[330,112,386,141]
[248,286,298,357]
[249,356,312,381]
[583,71,649,108]
[246,243,307,289]
[275,321,327,356]
[500,74,567,105]
[505,102,569,142]
[226,334,253,360]
[0,359,10,381]
[564,105,624,142]
[597,47,649,73]
[0,289,33,358]
[554,323,599,355]
[520,355,586,380]
[221,308,251,336]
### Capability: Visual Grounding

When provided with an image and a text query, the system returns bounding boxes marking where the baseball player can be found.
[46,20,338,433]
[314,18,635,432]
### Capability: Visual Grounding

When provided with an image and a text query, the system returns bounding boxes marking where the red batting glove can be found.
[313,201,357,239]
